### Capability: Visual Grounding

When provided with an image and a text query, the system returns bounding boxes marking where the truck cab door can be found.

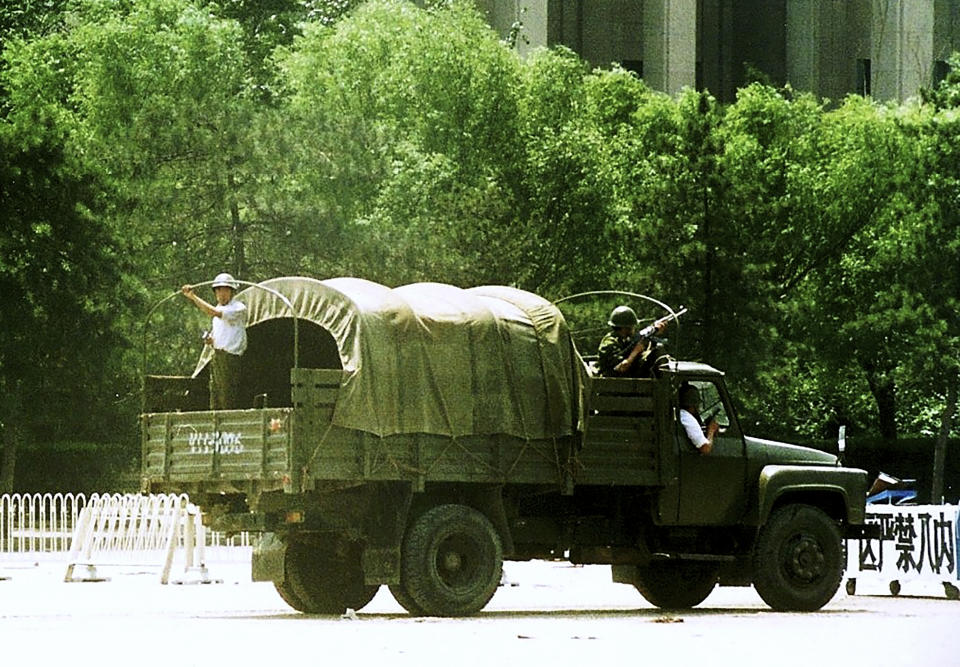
[675,379,748,525]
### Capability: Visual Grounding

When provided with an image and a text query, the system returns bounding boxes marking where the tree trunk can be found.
[0,384,22,493]
[701,184,714,362]
[1,424,19,494]
[931,380,957,504]
[228,173,245,278]
[860,357,898,441]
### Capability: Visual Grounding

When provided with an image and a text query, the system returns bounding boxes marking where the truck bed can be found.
[141,369,671,495]
[141,369,576,494]
[141,407,295,489]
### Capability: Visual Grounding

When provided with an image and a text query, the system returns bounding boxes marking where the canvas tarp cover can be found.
[207,277,579,440]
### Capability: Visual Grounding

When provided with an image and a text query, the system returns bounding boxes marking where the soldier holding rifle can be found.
[597,306,685,377]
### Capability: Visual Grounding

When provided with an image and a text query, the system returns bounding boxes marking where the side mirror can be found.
[837,425,846,462]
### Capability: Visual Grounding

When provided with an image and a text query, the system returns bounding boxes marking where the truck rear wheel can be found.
[397,504,503,617]
[752,504,843,611]
[631,562,719,609]
[281,538,380,614]
[388,583,425,615]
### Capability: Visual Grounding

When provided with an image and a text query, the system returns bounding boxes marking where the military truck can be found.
[141,276,871,616]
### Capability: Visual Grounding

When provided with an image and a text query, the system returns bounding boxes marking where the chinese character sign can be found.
[850,505,959,581]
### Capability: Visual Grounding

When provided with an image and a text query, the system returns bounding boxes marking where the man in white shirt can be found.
[679,385,719,455]
[182,273,247,409]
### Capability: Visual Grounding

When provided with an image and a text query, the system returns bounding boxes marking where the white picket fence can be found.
[0,492,252,561]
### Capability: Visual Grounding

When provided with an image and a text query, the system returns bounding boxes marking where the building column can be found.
[873,0,935,101]
[509,0,550,57]
[643,0,697,96]
[786,0,822,93]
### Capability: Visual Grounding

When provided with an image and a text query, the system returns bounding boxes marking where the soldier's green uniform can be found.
[597,305,660,377]
[598,332,637,377]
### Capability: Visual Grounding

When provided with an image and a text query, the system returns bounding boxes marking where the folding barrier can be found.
[63,493,214,584]
[1,492,251,558]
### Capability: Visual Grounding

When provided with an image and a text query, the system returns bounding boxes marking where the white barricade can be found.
[0,492,87,556]
[846,504,960,600]
[63,493,216,584]
[1,493,252,562]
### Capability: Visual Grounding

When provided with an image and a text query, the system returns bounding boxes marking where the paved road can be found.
[1,557,956,666]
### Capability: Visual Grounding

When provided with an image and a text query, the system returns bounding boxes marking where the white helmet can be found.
[211,272,238,290]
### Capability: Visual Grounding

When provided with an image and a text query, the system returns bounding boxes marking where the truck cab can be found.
[657,362,750,527]
[579,358,869,611]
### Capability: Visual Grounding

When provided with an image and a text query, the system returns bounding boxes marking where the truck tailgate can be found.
[141,408,294,484]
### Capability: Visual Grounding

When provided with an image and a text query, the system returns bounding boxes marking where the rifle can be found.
[632,307,688,345]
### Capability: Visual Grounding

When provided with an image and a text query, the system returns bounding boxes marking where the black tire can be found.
[631,562,718,609]
[274,580,308,610]
[398,504,503,617]
[281,538,380,614]
[752,504,843,612]
[388,582,425,615]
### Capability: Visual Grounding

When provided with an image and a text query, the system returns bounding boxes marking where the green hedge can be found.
[14,441,139,494]
[794,437,960,504]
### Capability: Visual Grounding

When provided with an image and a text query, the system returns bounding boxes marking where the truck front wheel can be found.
[397,504,503,617]
[274,579,309,611]
[631,562,719,609]
[280,538,380,614]
[752,504,843,611]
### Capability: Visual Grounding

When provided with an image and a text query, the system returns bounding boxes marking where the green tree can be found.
[610,85,729,365]
[790,97,919,441]
[910,62,960,497]
[67,0,258,282]
[219,0,364,100]
[511,49,619,294]
[1,0,267,488]
[0,118,124,492]
[275,0,528,284]
[0,0,70,41]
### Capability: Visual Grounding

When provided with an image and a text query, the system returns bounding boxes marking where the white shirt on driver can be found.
[680,408,709,450]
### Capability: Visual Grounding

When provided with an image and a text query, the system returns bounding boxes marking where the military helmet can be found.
[608,305,639,328]
[211,272,238,290]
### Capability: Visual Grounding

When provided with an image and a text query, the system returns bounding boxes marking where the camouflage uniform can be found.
[598,332,638,377]
[598,331,664,378]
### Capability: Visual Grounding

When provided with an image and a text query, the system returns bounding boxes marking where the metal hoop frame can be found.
[552,290,684,358]
[141,280,300,409]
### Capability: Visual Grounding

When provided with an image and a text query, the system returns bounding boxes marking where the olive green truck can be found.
[142,277,871,616]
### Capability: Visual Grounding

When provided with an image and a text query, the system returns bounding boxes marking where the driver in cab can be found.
[679,384,719,455]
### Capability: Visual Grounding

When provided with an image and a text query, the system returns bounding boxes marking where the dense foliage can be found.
[1,0,958,491]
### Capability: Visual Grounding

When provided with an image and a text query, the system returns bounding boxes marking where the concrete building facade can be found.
[472,0,960,102]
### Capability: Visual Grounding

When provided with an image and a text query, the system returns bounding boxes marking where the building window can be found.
[857,59,871,96]
[621,60,643,78]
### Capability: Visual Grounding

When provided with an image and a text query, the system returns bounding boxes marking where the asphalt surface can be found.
[1,554,957,667]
